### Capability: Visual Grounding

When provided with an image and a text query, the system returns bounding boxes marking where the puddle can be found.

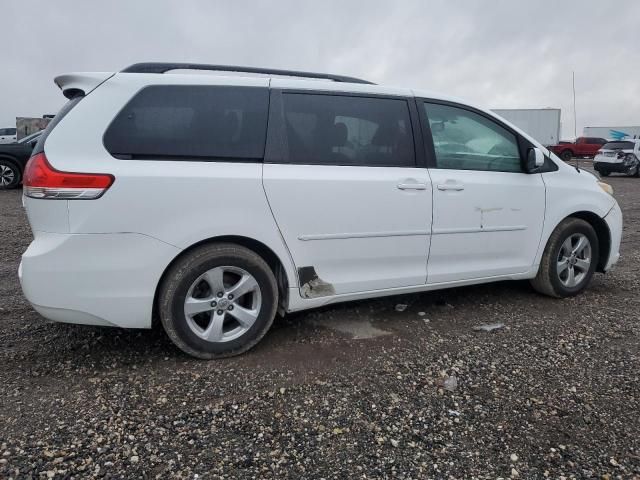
[310,317,392,339]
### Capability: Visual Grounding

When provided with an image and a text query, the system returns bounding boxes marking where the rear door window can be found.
[104,86,269,161]
[278,93,415,167]
[602,141,635,150]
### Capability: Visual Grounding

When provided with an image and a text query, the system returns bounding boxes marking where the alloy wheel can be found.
[183,266,262,343]
[557,233,591,288]
[0,164,16,187]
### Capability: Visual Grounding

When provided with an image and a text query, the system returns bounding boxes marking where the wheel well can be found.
[152,236,290,326]
[568,211,611,272]
[0,155,20,169]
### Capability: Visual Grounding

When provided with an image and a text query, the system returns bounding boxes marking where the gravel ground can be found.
[1,171,639,479]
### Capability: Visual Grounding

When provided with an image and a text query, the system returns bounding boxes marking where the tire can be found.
[0,158,21,189]
[530,218,599,298]
[599,171,610,177]
[633,165,640,178]
[560,150,573,162]
[158,243,278,359]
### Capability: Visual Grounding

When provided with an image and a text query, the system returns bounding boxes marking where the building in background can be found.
[15,116,53,140]
[583,126,640,140]
[492,108,561,147]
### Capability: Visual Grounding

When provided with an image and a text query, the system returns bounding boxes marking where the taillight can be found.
[23,153,114,200]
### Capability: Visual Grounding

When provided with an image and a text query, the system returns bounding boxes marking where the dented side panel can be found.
[263,163,432,296]
[427,169,546,283]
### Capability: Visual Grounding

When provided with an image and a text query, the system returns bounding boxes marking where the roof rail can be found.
[121,62,375,85]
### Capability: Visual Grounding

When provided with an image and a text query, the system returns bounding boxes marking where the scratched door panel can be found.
[427,169,546,283]
[263,164,432,295]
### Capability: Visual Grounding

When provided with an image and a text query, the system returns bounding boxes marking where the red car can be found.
[550,137,608,161]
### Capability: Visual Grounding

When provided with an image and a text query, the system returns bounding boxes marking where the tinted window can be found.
[280,93,415,167]
[104,86,269,160]
[0,128,16,135]
[424,103,522,173]
[603,141,635,150]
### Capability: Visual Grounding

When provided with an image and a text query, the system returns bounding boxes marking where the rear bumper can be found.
[603,201,623,271]
[19,232,180,328]
[594,161,629,173]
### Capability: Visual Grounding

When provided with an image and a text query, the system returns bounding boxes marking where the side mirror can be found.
[526,147,545,172]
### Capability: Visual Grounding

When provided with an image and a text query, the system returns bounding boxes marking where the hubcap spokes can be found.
[557,233,591,288]
[0,165,15,186]
[184,266,261,343]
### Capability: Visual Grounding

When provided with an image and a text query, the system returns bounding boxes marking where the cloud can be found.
[1,0,638,138]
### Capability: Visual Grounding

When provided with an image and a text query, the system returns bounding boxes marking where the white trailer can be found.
[583,126,640,140]
[492,108,561,146]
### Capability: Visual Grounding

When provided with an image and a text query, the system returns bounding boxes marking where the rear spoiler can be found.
[53,72,115,99]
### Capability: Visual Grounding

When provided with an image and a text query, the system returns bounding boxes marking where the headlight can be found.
[598,181,614,195]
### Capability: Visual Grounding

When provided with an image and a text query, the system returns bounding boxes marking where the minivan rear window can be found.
[602,141,635,150]
[103,85,269,161]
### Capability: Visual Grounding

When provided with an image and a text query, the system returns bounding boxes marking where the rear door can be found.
[263,89,432,296]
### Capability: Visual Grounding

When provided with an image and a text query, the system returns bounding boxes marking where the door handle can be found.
[397,183,427,190]
[437,182,464,191]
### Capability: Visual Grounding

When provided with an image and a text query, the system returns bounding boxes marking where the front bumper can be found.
[19,232,180,328]
[603,201,623,271]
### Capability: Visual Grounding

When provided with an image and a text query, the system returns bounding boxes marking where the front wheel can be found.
[530,218,598,298]
[158,243,278,359]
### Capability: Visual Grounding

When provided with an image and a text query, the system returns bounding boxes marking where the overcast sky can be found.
[2,0,638,138]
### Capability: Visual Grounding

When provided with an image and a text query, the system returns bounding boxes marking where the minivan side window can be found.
[424,102,522,173]
[280,93,415,167]
[104,86,269,161]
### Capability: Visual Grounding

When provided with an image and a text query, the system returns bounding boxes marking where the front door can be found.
[421,101,546,284]
[263,90,432,296]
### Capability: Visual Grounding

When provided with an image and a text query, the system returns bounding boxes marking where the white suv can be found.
[19,63,623,359]
[593,139,640,177]
[0,127,17,144]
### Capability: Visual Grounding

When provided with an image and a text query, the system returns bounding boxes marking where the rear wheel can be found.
[159,243,278,359]
[530,218,598,298]
[599,170,610,177]
[0,159,21,189]
[560,150,573,162]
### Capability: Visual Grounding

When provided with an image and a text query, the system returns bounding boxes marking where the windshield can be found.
[602,141,635,150]
[17,132,42,144]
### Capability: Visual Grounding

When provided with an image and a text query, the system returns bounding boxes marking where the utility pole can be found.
[573,71,579,169]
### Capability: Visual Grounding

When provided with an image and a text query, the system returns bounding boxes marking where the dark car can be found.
[0,132,41,189]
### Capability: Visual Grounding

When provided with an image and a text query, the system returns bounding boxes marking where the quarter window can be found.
[104,86,269,161]
[424,102,522,173]
[280,93,415,167]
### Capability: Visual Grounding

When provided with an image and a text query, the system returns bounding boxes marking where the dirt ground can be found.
[1,169,639,479]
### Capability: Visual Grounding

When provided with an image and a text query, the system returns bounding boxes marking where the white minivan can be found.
[19,63,622,359]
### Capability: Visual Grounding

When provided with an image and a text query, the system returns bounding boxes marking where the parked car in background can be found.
[549,137,608,161]
[594,140,640,177]
[0,131,41,189]
[19,63,622,359]
[0,127,17,144]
